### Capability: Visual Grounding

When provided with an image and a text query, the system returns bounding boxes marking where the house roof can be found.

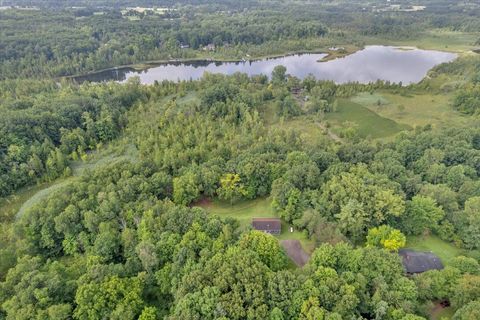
[252,218,281,231]
[399,249,444,273]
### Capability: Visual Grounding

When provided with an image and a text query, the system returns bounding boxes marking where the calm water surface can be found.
[75,46,457,85]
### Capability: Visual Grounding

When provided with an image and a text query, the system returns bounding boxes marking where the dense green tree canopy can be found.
[1,2,480,319]
[1,70,479,320]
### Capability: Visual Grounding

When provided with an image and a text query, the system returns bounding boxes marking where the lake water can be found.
[74,46,457,85]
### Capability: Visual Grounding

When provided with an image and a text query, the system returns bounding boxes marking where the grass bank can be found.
[325,99,411,139]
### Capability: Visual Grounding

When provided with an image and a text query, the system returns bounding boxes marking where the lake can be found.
[74,46,457,85]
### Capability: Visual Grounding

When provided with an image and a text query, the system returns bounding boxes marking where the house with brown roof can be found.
[252,218,281,234]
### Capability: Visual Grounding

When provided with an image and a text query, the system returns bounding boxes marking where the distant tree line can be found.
[1,0,479,79]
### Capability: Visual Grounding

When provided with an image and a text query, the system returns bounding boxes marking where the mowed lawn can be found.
[195,197,315,253]
[197,197,276,225]
[351,92,469,128]
[406,235,465,266]
[325,99,411,139]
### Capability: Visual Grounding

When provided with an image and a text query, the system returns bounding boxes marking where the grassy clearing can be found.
[351,92,469,128]
[262,100,331,144]
[350,92,391,107]
[376,29,479,53]
[276,116,330,142]
[195,197,315,253]
[125,16,141,21]
[197,197,276,225]
[324,99,411,139]
[406,235,465,266]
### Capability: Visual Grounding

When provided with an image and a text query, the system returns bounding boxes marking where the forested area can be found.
[0,79,146,197]
[1,0,480,319]
[0,69,479,319]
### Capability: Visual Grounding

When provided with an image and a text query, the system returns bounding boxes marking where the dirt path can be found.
[16,180,72,219]
[430,301,452,320]
[316,122,343,143]
[280,239,310,267]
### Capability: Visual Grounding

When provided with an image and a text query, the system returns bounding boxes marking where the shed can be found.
[399,249,444,274]
[252,218,281,234]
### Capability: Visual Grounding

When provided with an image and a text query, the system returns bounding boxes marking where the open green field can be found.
[406,235,465,266]
[324,99,411,139]
[351,91,470,129]
[195,197,315,252]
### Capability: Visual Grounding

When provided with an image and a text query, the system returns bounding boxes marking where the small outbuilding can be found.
[252,218,281,234]
[399,249,444,274]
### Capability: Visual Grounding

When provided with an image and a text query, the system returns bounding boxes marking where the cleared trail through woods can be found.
[15,148,138,220]
[315,121,343,143]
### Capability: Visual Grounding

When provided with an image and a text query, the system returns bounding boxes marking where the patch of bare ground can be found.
[191,197,213,208]
[281,239,310,267]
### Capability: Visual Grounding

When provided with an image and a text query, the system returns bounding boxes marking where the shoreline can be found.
[318,45,363,62]
[63,47,361,81]
[64,43,464,83]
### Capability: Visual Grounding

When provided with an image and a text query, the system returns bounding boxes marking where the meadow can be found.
[351,91,470,129]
